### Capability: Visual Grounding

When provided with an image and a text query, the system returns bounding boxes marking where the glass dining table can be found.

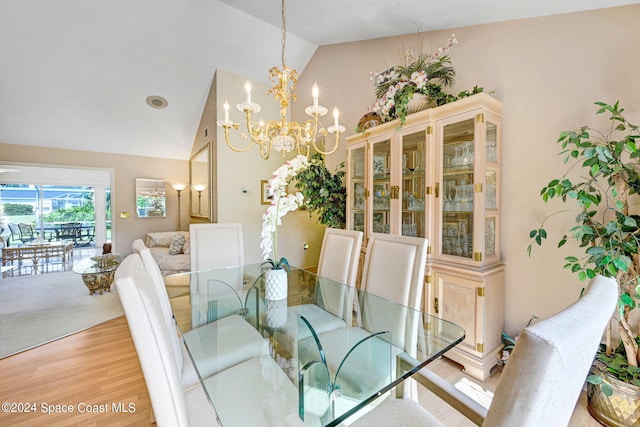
[174,264,465,426]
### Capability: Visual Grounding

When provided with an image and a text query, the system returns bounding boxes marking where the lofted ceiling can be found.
[0,0,636,160]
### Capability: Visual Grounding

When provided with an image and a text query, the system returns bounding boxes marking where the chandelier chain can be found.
[281,0,286,67]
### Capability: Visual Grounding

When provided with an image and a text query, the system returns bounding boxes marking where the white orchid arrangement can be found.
[260,155,309,270]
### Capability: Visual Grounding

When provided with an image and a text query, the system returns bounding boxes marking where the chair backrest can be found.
[317,228,364,287]
[116,273,189,426]
[359,233,428,351]
[361,233,427,309]
[131,238,146,254]
[8,223,20,244]
[18,223,35,240]
[115,253,185,375]
[316,228,363,321]
[484,275,618,427]
[139,247,175,325]
[189,223,245,328]
[59,222,81,239]
[189,223,244,271]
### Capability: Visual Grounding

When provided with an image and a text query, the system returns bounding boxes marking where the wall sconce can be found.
[193,184,207,214]
[172,183,187,229]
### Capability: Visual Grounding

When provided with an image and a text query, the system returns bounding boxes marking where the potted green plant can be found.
[293,152,346,228]
[528,101,640,426]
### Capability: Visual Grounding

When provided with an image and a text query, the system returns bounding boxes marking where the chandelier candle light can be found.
[216,0,345,159]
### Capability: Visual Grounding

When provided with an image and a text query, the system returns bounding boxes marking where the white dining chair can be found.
[189,223,246,328]
[189,223,244,271]
[116,274,221,426]
[276,228,363,353]
[136,250,265,386]
[131,238,146,253]
[116,269,301,426]
[346,275,619,427]
[298,233,428,404]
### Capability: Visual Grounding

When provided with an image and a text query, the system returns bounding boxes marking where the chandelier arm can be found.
[298,144,310,157]
[243,111,271,148]
[311,133,340,155]
[222,125,257,153]
[260,142,272,160]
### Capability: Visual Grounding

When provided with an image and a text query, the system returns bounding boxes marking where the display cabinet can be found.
[346,93,504,380]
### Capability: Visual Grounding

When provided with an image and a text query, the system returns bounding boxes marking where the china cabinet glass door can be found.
[484,121,499,259]
[370,137,392,235]
[399,130,426,238]
[348,143,366,233]
[441,118,475,260]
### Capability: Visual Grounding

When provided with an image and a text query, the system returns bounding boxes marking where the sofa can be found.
[139,231,191,277]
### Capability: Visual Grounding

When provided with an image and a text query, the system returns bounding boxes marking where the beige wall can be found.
[294,4,640,335]
[0,142,189,254]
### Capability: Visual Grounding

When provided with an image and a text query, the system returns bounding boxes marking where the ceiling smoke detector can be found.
[146,95,168,109]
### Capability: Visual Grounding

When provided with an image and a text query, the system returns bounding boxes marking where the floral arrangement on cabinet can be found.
[369,34,486,126]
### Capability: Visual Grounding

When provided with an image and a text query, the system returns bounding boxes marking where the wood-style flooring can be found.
[0,311,600,426]
[0,316,152,426]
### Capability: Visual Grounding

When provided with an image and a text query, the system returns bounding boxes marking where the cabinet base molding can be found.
[444,343,503,381]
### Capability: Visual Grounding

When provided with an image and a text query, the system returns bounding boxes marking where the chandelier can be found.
[216,0,345,160]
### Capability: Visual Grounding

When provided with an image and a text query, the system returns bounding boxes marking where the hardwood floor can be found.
[0,309,599,426]
[0,316,153,426]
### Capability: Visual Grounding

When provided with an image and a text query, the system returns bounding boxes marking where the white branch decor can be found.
[260,155,309,268]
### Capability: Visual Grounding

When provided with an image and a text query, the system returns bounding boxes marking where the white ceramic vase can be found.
[265,268,288,300]
[406,93,430,114]
[265,298,288,328]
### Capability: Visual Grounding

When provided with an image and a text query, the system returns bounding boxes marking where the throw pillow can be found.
[169,234,185,255]
[182,236,191,254]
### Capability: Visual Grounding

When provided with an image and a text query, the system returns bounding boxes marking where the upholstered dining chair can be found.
[131,238,146,254]
[345,275,619,427]
[116,272,220,426]
[189,222,244,271]
[298,233,428,403]
[134,250,265,386]
[276,228,364,353]
[189,223,246,328]
[116,266,300,426]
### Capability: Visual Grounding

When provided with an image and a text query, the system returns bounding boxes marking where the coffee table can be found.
[73,254,122,295]
[2,241,73,275]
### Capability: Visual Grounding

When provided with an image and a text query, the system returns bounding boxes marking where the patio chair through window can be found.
[8,223,36,245]
[57,222,82,244]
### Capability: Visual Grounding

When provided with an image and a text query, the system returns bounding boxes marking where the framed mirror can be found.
[190,144,211,220]
[136,178,166,218]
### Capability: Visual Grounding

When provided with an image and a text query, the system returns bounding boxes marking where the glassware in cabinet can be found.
[371,138,391,234]
[347,143,366,233]
[400,130,426,238]
[440,118,475,260]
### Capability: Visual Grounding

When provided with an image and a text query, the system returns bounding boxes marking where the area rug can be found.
[0,271,124,359]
